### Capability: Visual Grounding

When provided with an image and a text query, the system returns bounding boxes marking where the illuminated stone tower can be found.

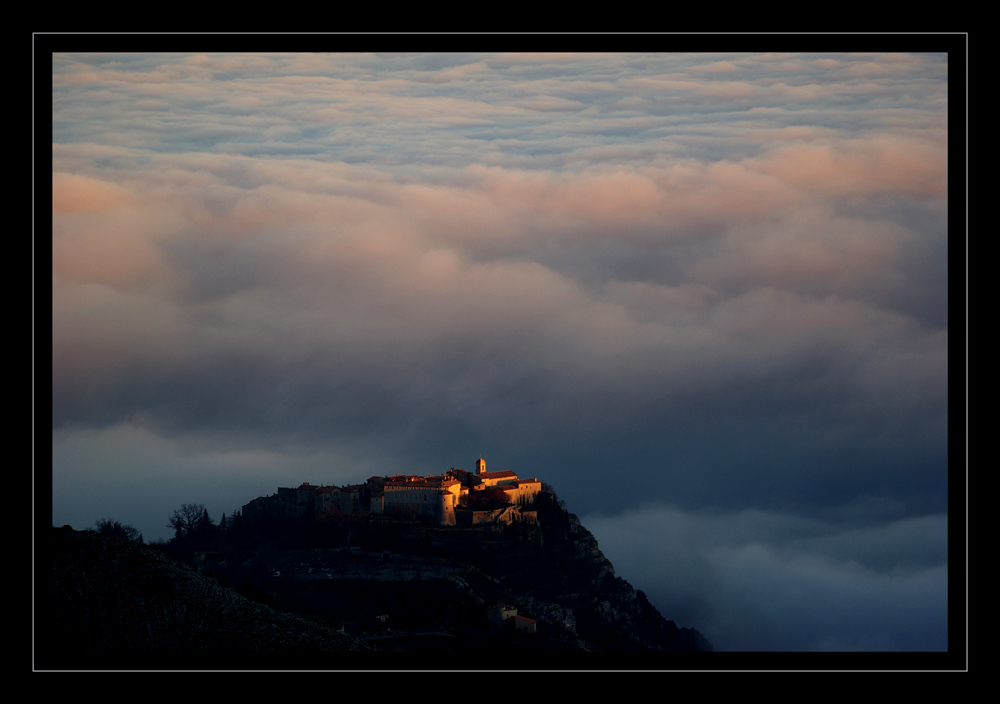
[476,457,486,475]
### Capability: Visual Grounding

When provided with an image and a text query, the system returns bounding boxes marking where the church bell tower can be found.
[476,457,486,475]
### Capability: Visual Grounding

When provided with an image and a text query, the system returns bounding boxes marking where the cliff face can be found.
[241,492,713,653]
[559,513,712,652]
[485,495,713,652]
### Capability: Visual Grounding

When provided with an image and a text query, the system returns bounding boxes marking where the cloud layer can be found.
[50,52,950,651]
[584,504,947,651]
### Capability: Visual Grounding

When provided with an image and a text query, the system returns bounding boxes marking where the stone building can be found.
[488,603,518,628]
[508,614,537,635]
[372,474,463,525]
[244,458,540,528]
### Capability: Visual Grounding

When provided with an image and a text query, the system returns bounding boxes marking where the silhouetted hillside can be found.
[40,526,376,669]
[41,489,711,668]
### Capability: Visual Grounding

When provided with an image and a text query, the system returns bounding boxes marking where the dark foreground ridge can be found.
[40,490,711,669]
[41,526,377,669]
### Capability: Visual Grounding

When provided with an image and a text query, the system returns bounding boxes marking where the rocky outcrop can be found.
[41,488,712,663]
[41,527,376,668]
[514,497,712,651]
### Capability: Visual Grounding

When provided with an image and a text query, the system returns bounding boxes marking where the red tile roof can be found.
[479,470,518,479]
[505,614,536,624]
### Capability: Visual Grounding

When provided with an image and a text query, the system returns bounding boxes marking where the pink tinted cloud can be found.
[700,81,759,99]
[812,58,841,70]
[747,135,947,198]
[690,206,907,294]
[838,57,924,78]
[690,61,743,74]
[462,163,800,236]
[750,125,842,142]
[52,204,178,289]
[516,95,587,112]
[52,172,133,213]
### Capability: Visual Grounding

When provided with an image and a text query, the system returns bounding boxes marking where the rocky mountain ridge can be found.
[40,491,711,668]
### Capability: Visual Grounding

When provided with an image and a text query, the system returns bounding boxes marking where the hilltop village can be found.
[242,458,542,527]
[66,456,713,654]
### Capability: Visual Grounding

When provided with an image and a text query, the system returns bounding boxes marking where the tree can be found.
[167,503,208,539]
[94,518,140,542]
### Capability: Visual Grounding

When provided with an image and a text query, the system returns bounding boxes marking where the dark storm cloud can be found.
[50,52,952,651]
